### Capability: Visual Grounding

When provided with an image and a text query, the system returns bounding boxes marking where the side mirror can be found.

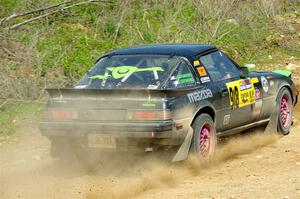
[240,66,249,77]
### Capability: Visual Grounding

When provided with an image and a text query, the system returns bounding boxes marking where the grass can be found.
[2,0,299,80]
[0,100,43,135]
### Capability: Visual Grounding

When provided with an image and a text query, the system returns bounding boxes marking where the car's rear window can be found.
[76,54,184,89]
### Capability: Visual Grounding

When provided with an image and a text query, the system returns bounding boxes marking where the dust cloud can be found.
[1,119,282,199]
[82,129,279,199]
[1,94,288,199]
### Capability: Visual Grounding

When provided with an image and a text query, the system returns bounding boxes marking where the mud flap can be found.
[172,127,193,162]
[264,106,279,133]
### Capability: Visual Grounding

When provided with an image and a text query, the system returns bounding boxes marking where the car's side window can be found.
[199,51,240,81]
[165,60,196,89]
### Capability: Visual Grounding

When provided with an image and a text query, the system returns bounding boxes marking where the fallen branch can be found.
[1,47,17,57]
[0,0,74,25]
[4,0,111,29]
[135,26,144,41]
[1,47,25,61]
[0,100,8,110]
[0,99,46,105]
[113,10,125,44]
[0,13,17,26]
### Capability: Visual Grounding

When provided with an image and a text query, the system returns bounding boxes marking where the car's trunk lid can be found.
[44,88,170,122]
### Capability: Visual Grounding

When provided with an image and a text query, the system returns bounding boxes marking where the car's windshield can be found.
[76,54,184,89]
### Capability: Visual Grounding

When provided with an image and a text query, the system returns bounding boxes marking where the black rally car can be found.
[40,44,298,161]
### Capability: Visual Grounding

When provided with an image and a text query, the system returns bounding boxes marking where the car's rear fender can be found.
[269,72,297,100]
[259,75,297,120]
[190,101,216,126]
[277,82,298,106]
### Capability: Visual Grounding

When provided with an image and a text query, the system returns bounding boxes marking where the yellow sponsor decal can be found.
[226,78,256,109]
[197,66,207,76]
[251,77,259,84]
[193,60,200,66]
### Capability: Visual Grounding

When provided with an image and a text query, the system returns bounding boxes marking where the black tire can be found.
[50,140,61,158]
[191,113,217,161]
[276,87,293,135]
[50,138,74,159]
[49,138,103,172]
[49,137,77,159]
[75,150,102,172]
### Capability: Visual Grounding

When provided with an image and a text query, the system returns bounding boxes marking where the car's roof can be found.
[104,44,217,57]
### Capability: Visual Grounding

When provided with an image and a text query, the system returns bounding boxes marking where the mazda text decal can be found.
[187,89,213,103]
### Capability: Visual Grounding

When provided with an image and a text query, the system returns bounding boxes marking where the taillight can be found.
[131,110,171,120]
[134,112,156,120]
[51,111,77,119]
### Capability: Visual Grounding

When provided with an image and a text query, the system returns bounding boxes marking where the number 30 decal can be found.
[226,78,256,109]
[229,86,239,109]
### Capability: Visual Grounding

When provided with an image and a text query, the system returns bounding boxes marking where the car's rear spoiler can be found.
[273,70,292,78]
[46,88,198,99]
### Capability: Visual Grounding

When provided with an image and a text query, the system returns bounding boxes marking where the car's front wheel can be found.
[276,87,293,135]
[191,113,217,161]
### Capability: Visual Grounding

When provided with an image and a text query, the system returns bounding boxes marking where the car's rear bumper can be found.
[39,120,176,138]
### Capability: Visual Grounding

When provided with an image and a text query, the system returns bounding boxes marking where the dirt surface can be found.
[1,105,300,199]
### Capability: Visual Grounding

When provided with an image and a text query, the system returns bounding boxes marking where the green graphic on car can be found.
[89,66,164,80]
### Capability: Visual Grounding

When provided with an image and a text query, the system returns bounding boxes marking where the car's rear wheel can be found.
[50,138,75,160]
[191,114,217,161]
[276,87,293,135]
[74,149,104,172]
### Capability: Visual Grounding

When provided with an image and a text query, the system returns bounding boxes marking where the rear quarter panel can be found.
[165,84,221,136]
[251,72,297,120]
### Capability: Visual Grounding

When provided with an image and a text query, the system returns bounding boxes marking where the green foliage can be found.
[0,101,42,135]
[1,0,300,86]
[36,24,97,77]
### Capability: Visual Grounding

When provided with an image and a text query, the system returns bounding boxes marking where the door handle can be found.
[222,88,228,93]
[221,88,228,97]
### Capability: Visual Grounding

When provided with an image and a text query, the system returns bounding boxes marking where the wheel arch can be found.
[277,83,294,103]
[190,105,215,126]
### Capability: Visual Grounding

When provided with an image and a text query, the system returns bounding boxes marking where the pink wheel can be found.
[192,114,217,161]
[276,88,293,135]
[199,124,215,157]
